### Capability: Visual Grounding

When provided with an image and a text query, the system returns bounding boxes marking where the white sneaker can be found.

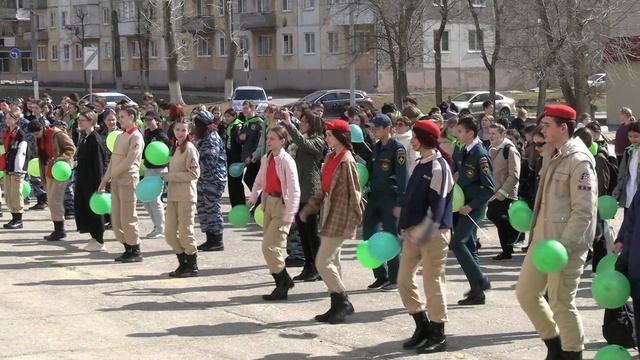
[83,239,106,252]
[146,229,164,239]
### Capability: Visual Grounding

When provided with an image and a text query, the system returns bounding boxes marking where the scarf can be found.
[171,134,193,155]
[321,148,348,193]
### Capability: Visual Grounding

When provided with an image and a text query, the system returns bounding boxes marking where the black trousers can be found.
[243,162,260,191]
[227,174,246,207]
[295,202,321,267]
[634,297,640,351]
[486,198,521,254]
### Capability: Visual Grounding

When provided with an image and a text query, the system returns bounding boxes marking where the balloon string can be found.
[465,214,494,242]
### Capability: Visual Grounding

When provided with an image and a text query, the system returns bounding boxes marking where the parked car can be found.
[451,91,517,118]
[587,73,607,88]
[228,86,271,115]
[286,89,374,118]
[80,92,138,108]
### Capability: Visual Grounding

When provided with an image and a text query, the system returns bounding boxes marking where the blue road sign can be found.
[9,48,21,60]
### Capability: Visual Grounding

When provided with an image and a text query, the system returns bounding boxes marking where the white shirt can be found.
[626,149,639,208]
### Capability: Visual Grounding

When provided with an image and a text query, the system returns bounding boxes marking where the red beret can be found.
[324,119,350,132]
[544,104,576,121]
[414,120,441,139]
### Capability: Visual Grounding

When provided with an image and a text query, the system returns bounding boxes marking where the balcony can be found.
[118,20,139,36]
[64,24,100,39]
[23,29,49,41]
[182,16,217,34]
[29,0,47,9]
[240,12,276,31]
[329,4,374,26]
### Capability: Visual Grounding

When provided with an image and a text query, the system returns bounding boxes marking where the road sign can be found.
[243,53,250,72]
[83,46,99,71]
[9,48,20,60]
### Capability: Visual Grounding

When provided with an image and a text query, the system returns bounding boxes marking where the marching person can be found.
[486,123,522,260]
[613,122,640,214]
[516,105,597,360]
[162,119,200,277]
[74,110,109,251]
[2,111,28,229]
[282,109,325,282]
[98,107,144,262]
[397,120,454,354]
[239,101,264,191]
[28,117,76,241]
[451,115,495,305]
[223,108,246,207]
[248,126,301,300]
[300,120,363,324]
[193,110,228,252]
[141,111,171,239]
[364,113,408,292]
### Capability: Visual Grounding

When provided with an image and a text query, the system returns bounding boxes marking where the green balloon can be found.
[596,253,619,274]
[254,206,264,228]
[229,205,251,228]
[592,271,631,309]
[508,203,533,232]
[27,158,40,177]
[145,141,170,166]
[106,130,122,153]
[51,161,72,181]
[598,195,618,220]
[356,241,384,269]
[510,199,529,210]
[139,162,146,177]
[21,181,31,199]
[229,162,246,178]
[135,119,144,128]
[89,192,112,215]
[452,183,465,212]
[594,345,631,360]
[356,163,369,189]
[368,232,400,262]
[532,240,568,273]
[0,170,5,180]
[589,142,599,156]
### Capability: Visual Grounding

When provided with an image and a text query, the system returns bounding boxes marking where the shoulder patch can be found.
[396,148,407,166]
[480,156,490,176]
[577,171,592,191]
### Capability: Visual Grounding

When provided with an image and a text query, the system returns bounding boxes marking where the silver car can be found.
[228,86,272,115]
[451,91,517,118]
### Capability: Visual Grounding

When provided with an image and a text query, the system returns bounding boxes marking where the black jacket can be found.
[143,127,172,169]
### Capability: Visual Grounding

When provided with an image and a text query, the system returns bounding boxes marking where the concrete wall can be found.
[606,62,640,124]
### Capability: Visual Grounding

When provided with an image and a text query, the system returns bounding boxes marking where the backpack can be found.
[597,149,619,195]
[603,302,636,348]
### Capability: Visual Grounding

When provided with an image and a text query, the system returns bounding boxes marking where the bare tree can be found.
[109,0,123,89]
[74,5,89,93]
[433,0,463,105]
[136,0,153,91]
[163,0,184,104]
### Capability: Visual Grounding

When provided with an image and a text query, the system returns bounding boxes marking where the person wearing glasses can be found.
[393,116,419,174]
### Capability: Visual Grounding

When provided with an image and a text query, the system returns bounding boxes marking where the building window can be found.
[239,36,249,53]
[328,31,339,54]
[282,34,293,55]
[179,39,189,57]
[21,51,32,72]
[149,40,158,58]
[61,11,67,26]
[304,0,315,9]
[433,0,444,5]
[218,0,225,15]
[37,46,47,61]
[36,14,45,30]
[102,7,110,25]
[468,30,482,51]
[434,30,449,51]
[51,44,58,60]
[282,0,291,11]
[304,32,315,54]
[103,41,111,59]
[0,53,9,73]
[257,0,271,12]
[197,0,209,16]
[75,44,83,60]
[238,0,247,13]
[63,44,70,60]
[49,10,56,28]
[327,0,344,6]
[471,0,486,7]
[131,41,141,58]
[257,35,272,56]
[197,38,211,57]
[218,37,228,56]
[354,31,368,53]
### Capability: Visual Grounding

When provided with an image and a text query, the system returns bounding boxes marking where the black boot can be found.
[197,233,224,251]
[3,213,23,229]
[315,295,336,323]
[303,263,321,282]
[417,321,447,354]
[562,351,582,360]
[169,253,187,277]
[44,221,66,241]
[173,253,199,278]
[543,337,563,360]
[457,289,486,305]
[327,292,355,324]
[292,263,311,281]
[29,195,47,210]
[403,312,431,349]
[114,244,131,262]
[64,208,74,220]
[263,268,294,301]
[120,244,143,263]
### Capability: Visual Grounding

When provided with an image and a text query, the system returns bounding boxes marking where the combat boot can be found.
[29,194,47,210]
[263,268,294,301]
[44,221,66,241]
[173,254,199,278]
[561,351,582,360]
[120,244,143,263]
[169,253,187,277]
[543,337,563,360]
[114,244,131,262]
[197,233,224,251]
[417,321,446,354]
[3,213,23,229]
[403,311,430,349]
[327,292,355,324]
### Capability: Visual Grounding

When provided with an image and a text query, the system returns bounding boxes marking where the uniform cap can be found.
[324,119,350,132]
[372,113,392,127]
[414,120,441,139]
[544,104,576,121]
[193,110,215,125]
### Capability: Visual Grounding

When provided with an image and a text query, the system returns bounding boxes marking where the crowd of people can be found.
[0,91,639,359]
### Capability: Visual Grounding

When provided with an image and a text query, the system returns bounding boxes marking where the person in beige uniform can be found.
[28,120,76,241]
[162,119,200,277]
[98,107,144,263]
[515,105,597,360]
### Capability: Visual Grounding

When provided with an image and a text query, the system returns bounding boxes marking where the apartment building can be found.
[0,0,32,80]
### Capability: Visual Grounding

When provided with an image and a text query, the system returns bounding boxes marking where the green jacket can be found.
[284,122,325,203]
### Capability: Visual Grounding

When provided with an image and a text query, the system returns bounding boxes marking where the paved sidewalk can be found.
[0,196,632,359]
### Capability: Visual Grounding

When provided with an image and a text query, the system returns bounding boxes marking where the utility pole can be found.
[30,0,39,99]
[349,0,356,106]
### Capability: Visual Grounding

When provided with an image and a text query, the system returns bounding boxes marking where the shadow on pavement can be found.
[127,321,265,338]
